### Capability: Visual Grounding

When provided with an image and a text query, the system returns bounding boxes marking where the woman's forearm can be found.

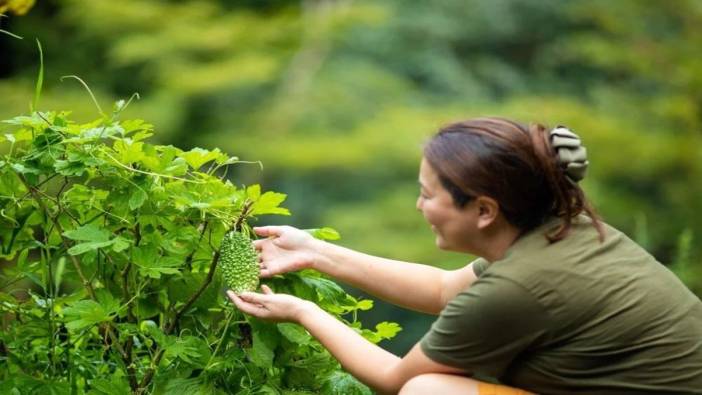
[310,240,446,314]
[298,301,402,394]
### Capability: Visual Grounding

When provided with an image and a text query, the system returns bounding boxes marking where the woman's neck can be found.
[478,220,522,263]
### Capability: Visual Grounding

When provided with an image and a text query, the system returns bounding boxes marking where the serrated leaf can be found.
[305,227,341,241]
[299,275,346,304]
[133,246,181,278]
[375,322,401,340]
[10,163,40,174]
[128,188,148,210]
[142,321,167,345]
[164,157,188,175]
[163,335,203,365]
[63,300,116,331]
[68,240,115,255]
[54,159,86,176]
[88,375,131,395]
[321,372,372,395]
[277,323,311,345]
[63,223,110,242]
[161,377,212,395]
[3,129,33,142]
[251,191,290,216]
[356,299,373,311]
[113,139,145,163]
[246,184,261,201]
[247,331,274,368]
[111,236,130,252]
[178,147,227,169]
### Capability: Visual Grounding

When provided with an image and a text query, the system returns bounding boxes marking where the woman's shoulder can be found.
[479,215,659,300]
[508,214,641,260]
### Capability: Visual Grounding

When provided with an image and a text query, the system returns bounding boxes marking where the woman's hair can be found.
[423,117,604,243]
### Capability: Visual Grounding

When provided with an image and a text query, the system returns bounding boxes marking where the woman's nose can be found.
[416,196,423,211]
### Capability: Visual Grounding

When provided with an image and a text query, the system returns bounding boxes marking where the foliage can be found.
[0,0,34,16]
[0,106,399,394]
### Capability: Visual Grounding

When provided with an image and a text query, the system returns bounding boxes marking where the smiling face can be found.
[416,158,481,253]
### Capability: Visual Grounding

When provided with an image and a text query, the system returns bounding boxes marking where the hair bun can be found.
[550,126,588,184]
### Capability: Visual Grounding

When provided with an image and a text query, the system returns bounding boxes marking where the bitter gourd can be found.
[220,230,259,294]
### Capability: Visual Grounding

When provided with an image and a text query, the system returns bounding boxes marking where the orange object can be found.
[478,381,535,395]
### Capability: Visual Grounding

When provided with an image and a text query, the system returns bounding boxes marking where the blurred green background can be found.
[2,0,701,355]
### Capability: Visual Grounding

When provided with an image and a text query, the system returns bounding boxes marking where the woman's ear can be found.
[475,196,499,230]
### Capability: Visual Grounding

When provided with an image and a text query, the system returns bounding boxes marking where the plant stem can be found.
[18,173,135,386]
[205,309,235,368]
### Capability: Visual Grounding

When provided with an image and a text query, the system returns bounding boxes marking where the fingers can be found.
[253,226,284,238]
[258,256,273,278]
[261,284,273,295]
[239,290,269,305]
[227,291,268,317]
[259,267,273,278]
[252,239,266,250]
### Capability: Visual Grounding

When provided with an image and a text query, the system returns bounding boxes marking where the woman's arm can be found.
[297,298,466,395]
[313,241,477,314]
[254,226,478,314]
[228,286,466,395]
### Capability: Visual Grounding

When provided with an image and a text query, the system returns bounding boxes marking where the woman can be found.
[227,117,702,394]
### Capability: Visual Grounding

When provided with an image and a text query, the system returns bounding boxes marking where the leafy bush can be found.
[0,106,400,394]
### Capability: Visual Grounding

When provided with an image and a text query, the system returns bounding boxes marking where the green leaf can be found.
[63,223,110,243]
[133,245,181,278]
[113,139,145,164]
[247,330,274,368]
[161,377,212,395]
[178,147,227,169]
[321,372,372,395]
[111,236,130,252]
[356,299,373,311]
[88,375,131,395]
[251,191,290,216]
[54,159,86,176]
[128,188,148,210]
[374,321,402,340]
[64,224,115,255]
[164,157,188,175]
[163,335,203,365]
[305,227,341,241]
[298,274,346,304]
[67,240,114,255]
[10,162,40,175]
[277,323,311,345]
[246,184,261,201]
[62,300,116,331]
[142,320,167,345]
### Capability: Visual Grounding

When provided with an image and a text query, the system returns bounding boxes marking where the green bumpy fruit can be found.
[220,231,259,294]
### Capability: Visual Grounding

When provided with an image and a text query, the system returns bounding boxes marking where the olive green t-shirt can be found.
[420,216,702,394]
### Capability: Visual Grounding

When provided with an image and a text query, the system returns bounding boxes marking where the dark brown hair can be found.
[423,117,604,242]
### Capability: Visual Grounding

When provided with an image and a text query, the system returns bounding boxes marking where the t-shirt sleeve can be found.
[420,275,551,378]
[471,257,489,277]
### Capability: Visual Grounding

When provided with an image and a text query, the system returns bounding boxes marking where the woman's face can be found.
[416,158,479,253]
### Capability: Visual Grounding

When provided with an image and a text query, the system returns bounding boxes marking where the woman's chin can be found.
[434,236,448,250]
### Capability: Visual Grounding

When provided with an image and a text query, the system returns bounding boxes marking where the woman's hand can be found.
[227,284,316,323]
[253,225,320,277]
